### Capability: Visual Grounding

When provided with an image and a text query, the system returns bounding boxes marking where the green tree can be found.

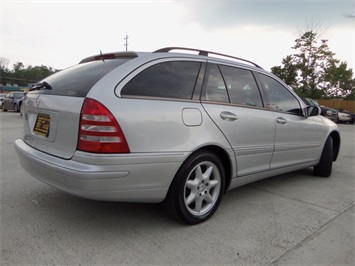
[0,58,56,86]
[271,31,354,98]
[324,61,354,98]
[13,62,24,72]
[0,57,11,85]
[270,55,298,88]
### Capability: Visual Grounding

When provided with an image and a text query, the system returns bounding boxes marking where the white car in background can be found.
[337,110,352,123]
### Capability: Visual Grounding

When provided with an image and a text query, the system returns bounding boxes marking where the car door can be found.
[257,73,321,169]
[201,64,275,177]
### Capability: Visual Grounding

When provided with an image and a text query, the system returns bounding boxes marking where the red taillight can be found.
[78,98,130,153]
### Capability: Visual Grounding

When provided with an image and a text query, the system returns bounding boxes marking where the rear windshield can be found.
[29,59,130,97]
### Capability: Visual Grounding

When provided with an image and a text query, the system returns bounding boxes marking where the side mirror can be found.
[306,106,321,117]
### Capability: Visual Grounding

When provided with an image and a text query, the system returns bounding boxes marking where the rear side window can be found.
[202,64,263,108]
[203,64,229,103]
[219,65,263,107]
[30,59,130,97]
[121,61,201,99]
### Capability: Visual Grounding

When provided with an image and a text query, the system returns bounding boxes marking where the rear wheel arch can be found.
[169,145,232,193]
[192,145,232,192]
[164,146,231,224]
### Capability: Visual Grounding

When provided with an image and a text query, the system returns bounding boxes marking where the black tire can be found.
[164,150,225,225]
[314,136,333,177]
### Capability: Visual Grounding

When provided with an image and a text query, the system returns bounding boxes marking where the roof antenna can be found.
[124,34,129,51]
[99,50,105,62]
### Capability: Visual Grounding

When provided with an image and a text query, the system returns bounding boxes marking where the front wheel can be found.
[164,150,225,225]
[314,136,333,177]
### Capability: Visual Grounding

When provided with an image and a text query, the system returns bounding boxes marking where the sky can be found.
[1,0,354,73]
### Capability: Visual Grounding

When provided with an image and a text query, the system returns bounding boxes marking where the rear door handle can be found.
[220,111,238,121]
[276,117,287,125]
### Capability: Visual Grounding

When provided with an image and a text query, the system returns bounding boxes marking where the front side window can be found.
[258,74,301,115]
[14,93,24,99]
[219,66,263,107]
[121,61,201,99]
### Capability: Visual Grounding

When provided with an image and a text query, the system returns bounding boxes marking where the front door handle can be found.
[220,111,238,121]
[276,117,287,125]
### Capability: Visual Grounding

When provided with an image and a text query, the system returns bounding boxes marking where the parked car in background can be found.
[0,93,8,109]
[320,106,339,122]
[341,110,355,124]
[301,98,340,123]
[2,92,25,112]
[301,97,319,107]
[336,109,353,123]
[14,47,341,224]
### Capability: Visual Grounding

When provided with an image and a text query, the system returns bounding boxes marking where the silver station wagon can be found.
[15,47,340,224]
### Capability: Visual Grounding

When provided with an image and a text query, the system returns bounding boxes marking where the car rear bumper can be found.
[14,139,186,202]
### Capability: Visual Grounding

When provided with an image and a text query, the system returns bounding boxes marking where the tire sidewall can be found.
[172,151,225,224]
[314,136,333,177]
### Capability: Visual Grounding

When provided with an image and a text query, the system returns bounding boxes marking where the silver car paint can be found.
[14,51,339,202]
[22,95,83,159]
[271,112,321,169]
[15,139,186,202]
[202,103,275,176]
[15,55,238,201]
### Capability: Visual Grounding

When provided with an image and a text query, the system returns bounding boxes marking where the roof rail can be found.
[154,47,263,69]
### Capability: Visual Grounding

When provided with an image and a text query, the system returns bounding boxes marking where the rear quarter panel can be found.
[90,96,233,154]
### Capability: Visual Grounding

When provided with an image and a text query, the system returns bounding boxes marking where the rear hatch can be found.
[23,59,130,159]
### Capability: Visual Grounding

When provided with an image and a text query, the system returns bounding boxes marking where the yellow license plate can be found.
[33,113,50,137]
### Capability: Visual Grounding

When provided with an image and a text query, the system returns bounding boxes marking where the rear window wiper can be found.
[29,81,52,91]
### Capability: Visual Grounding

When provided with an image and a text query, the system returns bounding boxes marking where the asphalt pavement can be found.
[0,111,354,265]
